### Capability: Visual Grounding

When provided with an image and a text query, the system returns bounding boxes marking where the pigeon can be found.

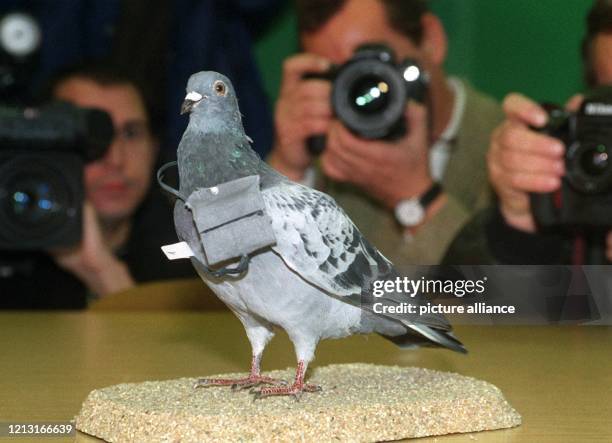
[172,71,466,399]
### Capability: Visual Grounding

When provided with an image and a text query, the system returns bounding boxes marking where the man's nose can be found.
[103,138,126,168]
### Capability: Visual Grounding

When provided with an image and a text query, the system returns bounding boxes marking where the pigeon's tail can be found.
[383,324,467,354]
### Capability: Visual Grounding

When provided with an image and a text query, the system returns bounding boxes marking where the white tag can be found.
[161,242,194,260]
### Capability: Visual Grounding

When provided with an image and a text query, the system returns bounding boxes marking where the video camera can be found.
[304,43,428,154]
[531,86,612,229]
[0,102,113,250]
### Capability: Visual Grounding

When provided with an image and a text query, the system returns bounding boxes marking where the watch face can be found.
[395,199,425,226]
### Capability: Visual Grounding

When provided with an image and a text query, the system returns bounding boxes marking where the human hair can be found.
[295,0,429,45]
[44,60,161,139]
[582,0,612,87]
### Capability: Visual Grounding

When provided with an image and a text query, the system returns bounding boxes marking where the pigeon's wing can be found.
[262,181,450,331]
[263,182,386,295]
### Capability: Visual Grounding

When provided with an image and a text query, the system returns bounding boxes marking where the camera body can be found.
[530,87,612,228]
[0,101,113,250]
[305,43,428,154]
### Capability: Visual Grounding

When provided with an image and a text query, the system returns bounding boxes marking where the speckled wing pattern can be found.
[263,181,394,297]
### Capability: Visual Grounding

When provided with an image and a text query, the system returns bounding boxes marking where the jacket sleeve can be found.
[442,206,566,265]
[401,194,471,264]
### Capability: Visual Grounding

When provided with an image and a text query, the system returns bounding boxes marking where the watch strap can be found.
[419,182,443,209]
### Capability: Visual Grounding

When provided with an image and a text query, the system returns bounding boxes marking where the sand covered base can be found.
[76,363,521,442]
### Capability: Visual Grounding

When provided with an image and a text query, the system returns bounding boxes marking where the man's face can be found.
[301,0,425,67]
[591,32,612,85]
[54,78,157,224]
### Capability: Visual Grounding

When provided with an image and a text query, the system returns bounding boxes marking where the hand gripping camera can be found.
[530,86,612,228]
[305,43,428,154]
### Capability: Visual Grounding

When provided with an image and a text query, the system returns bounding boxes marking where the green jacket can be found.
[321,81,503,266]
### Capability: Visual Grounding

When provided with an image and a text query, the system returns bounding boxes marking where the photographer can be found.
[268,0,503,266]
[0,63,194,309]
[445,0,612,265]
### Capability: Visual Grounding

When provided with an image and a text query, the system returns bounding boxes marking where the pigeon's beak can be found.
[181,91,204,115]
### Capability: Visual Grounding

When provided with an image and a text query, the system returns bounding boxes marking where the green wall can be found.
[254,1,594,105]
[253,4,297,104]
[432,0,592,103]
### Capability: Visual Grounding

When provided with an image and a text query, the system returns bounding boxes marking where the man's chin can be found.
[88,187,148,226]
[92,202,137,227]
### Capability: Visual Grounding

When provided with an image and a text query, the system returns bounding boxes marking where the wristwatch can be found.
[394,183,443,227]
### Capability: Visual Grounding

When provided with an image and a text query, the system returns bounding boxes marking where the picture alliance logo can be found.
[372,276,488,298]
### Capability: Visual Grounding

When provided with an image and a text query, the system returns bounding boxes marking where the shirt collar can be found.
[437,77,467,144]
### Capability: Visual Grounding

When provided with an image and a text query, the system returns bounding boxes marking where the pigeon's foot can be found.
[251,360,321,400]
[194,374,287,391]
[194,354,286,391]
[252,382,322,400]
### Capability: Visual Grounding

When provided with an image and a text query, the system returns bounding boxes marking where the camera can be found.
[530,86,612,228]
[305,43,428,154]
[0,101,113,250]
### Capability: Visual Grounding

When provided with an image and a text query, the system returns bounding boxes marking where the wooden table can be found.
[1,309,611,442]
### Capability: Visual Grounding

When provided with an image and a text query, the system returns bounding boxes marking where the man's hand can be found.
[49,202,135,296]
[321,101,434,209]
[487,93,566,232]
[268,53,332,181]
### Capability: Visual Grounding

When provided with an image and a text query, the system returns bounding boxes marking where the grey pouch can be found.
[186,175,276,266]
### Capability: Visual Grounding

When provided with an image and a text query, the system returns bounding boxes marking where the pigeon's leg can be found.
[252,336,321,399]
[194,322,285,390]
[252,360,321,399]
[193,354,285,390]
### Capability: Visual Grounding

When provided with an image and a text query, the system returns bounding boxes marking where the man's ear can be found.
[419,13,447,67]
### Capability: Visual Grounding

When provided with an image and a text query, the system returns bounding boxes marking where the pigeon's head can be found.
[181,71,241,129]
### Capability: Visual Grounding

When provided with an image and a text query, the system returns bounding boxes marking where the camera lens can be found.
[332,59,406,139]
[566,142,612,193]
[0,155,79,246]
[1,172,70,239]
[6,178,63,226]
[579,144,609,176]
[349,76,390,115]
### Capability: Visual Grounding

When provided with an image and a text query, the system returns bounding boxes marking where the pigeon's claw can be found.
[251,360,321,400]
[252,382,322,401]
[232,375,287,391]
[194,355,286,391]
[193,375,286,390]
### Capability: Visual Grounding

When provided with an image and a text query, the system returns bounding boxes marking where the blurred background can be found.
[256,0,592,104]
[0,0,601,309]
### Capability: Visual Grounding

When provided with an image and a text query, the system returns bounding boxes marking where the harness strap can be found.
[156,161,251,278]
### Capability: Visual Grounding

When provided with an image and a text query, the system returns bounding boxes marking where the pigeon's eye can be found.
[213,81,227,96]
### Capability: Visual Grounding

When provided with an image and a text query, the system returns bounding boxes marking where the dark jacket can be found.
[443,206,610,265]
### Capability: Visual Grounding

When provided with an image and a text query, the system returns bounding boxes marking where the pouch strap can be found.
[157,161,252,278]
[202,254,250,278]
[157,161,188,202]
